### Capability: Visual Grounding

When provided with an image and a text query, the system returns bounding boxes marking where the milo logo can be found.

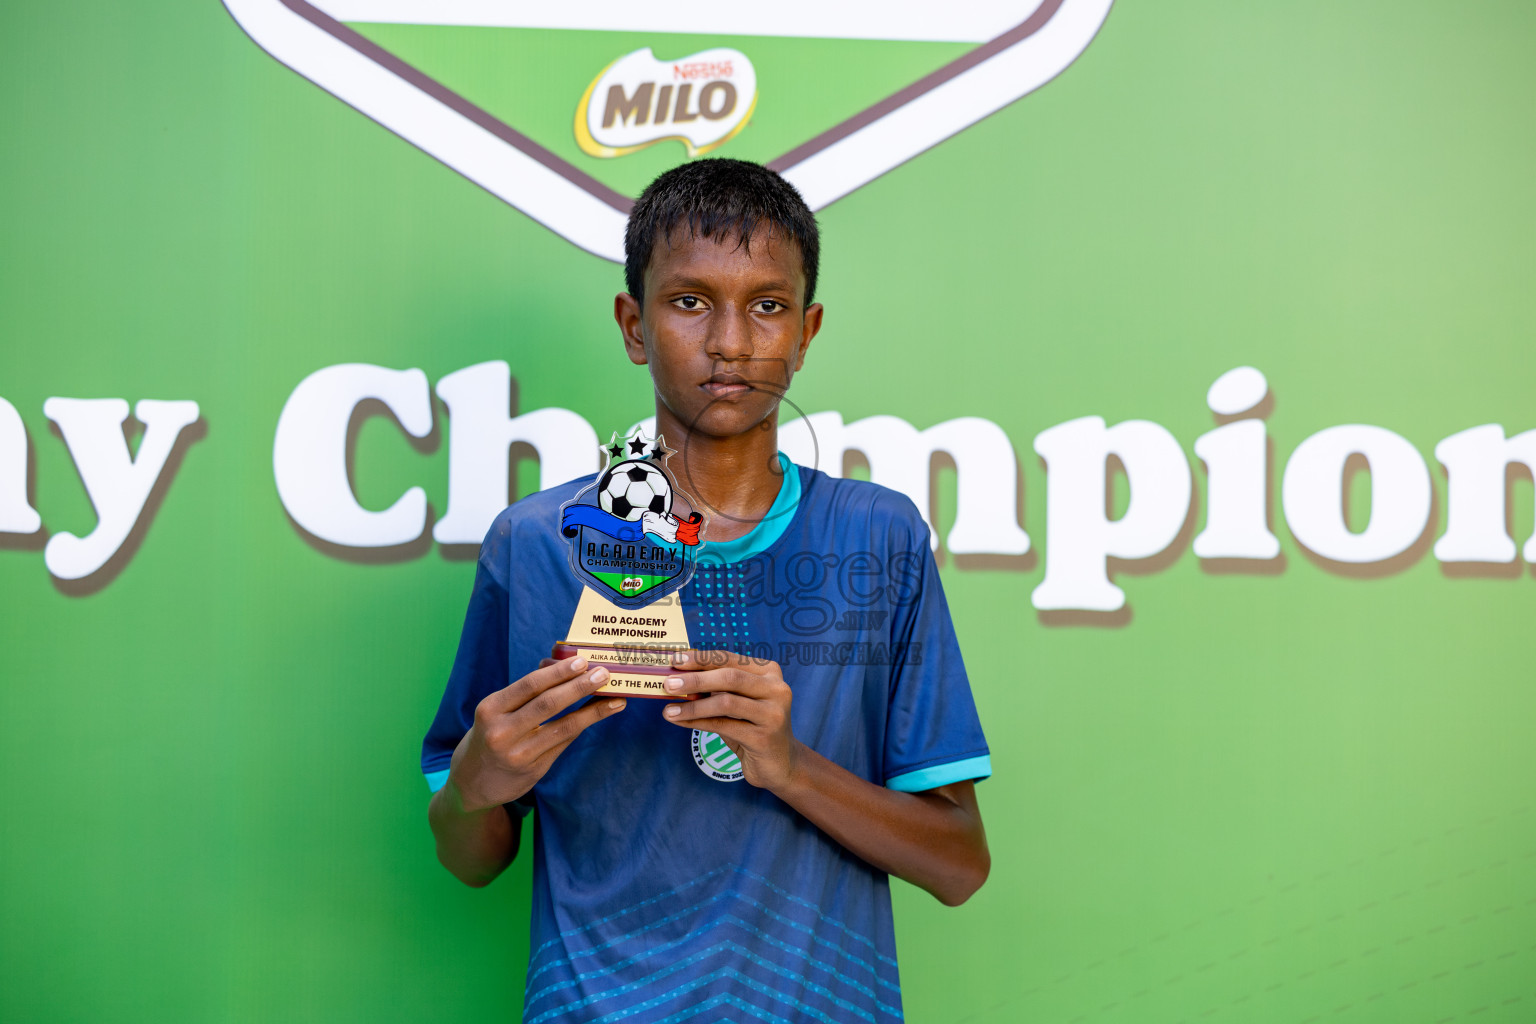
[620,576,645,595]
[225,2,1112,260]
[576,47,757,158]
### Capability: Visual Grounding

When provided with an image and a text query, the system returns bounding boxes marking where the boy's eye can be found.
[675,295,702,309]
[756,300,782,313]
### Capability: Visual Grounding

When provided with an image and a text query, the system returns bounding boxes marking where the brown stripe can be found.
[280,0,634,213]
[767,0,1068,173]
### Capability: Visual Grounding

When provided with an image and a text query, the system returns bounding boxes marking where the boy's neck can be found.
[656,407,786,544]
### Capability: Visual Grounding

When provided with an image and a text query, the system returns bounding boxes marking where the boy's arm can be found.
[772,747,989,907]
[429,656,626,886]
[661,651,989,906]
[428,782,521,888]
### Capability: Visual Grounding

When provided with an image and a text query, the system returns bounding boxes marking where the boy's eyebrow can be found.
[657,274,799,294]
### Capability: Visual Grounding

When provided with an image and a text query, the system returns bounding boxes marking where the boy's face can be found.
[615,227,823,442]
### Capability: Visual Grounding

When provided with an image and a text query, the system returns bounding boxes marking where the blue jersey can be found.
[423,457,991,1023]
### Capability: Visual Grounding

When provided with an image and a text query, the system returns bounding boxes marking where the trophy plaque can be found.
[555,431,705,699]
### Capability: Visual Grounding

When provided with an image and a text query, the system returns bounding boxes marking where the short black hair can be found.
[624,159,820,308]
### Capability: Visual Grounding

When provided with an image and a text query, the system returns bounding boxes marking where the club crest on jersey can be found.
[692,730,744,782]
[559,431,705,608]
[576,47,756,159]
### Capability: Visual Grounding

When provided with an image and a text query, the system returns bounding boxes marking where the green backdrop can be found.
[2,1,1534,1021]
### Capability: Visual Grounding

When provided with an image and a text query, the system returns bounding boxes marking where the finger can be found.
[524,738,570,781]
[668,649,777,674]
[482,655,592,715]
[524,700,629,777]
[538,657,556,668]
[663,666,781,698]
[661,692,763,725]
[522,724,588,780]
[506,666,613,731]
[520,693,628,760]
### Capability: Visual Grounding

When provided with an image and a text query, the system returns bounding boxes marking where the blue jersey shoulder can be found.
[476,472,599,584]
[799,468,932,552]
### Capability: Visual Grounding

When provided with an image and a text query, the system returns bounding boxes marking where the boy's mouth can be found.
[702,374,753,398]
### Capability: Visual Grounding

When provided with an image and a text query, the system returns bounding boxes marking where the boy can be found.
[424,159,991,1022]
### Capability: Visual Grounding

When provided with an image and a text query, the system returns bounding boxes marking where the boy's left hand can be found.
[661,650,800,791]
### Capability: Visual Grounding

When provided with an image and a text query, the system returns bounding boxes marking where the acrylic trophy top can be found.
[558,431,707,609]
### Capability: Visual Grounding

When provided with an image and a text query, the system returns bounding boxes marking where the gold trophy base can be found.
[558,587,694,700]
[550,642,695,700]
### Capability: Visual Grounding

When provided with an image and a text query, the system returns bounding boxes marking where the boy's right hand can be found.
[445,656,624,814]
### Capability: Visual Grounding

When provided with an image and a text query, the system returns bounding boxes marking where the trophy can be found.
[554,431,706,698]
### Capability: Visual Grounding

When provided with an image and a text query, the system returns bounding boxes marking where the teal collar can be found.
[699,453,800,566]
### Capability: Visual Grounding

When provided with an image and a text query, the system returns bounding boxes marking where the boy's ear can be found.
[794,302,824,372]
[614,293,648,365]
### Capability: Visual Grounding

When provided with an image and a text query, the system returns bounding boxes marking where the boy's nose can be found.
[706,308,754,361]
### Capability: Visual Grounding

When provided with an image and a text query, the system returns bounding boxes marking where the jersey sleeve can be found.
[880,494,992,792]
[419,497,581,816]
[420,544,510,794]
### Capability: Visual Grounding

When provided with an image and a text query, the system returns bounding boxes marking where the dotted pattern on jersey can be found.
[692,565,756,658]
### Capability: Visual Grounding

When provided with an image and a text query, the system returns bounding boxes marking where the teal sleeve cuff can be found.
[885,754,992,792]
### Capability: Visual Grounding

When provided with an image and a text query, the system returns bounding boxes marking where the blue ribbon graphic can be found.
[561,504,650,543]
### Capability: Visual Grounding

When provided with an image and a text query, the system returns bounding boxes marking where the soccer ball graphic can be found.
[598,460,672,521]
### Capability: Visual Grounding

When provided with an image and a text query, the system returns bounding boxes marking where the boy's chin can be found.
[677,403,776,441]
